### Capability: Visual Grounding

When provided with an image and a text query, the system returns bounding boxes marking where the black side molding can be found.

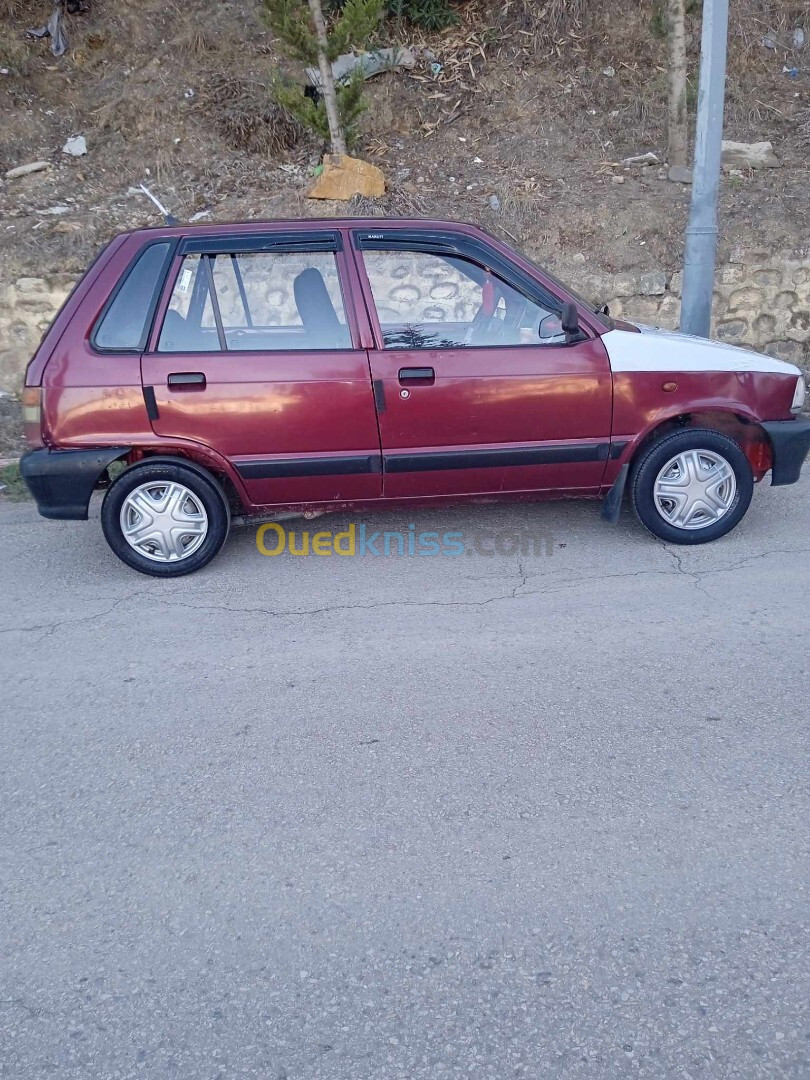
[385,443,610,474]
[762,418,810,486]
[20,447,130,520]
[235,455,381,480]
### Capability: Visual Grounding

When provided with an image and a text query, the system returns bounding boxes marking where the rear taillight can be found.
[22,386,43,448]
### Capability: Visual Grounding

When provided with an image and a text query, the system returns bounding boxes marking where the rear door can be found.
[352,229,613,499]
[141,231,382,507]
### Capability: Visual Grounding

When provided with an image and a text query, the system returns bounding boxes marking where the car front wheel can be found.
[101,459,231,576]
[631,428,754,544]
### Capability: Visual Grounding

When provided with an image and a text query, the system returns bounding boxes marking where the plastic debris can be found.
[622,152,660,166]
[62,135,87,156]
[488,194,501,211]
[138,184,179,225]
[26,2,86,57]
[762,29,779,49]
[793,28,805,49]
[306,47,416,89]
[27,4,68,57]
[603,66,615,77]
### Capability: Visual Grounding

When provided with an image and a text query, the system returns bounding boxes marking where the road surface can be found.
[1,480,808,1078]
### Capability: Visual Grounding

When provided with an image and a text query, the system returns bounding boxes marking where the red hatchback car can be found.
[20,217,810,576]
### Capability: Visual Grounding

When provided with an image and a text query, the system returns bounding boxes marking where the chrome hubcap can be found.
[120,481,208,562]
[653,449,737,530]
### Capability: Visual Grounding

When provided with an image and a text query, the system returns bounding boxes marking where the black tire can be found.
[101,459,230,576]
[631,427,753,545]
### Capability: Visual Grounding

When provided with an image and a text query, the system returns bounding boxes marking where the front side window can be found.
[157,250,351,352]
[93,242,171,350]
[361,249,565,350]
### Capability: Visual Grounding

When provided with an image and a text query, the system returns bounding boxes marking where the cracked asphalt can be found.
[1,479,808,1080]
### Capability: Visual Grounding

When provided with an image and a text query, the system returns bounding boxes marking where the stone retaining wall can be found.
[0,275,76,393]
[1,250,808,393]
[575,249,810,367]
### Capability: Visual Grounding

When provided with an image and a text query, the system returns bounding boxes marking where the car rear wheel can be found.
[101,460,230,576]
[631,428,753,545]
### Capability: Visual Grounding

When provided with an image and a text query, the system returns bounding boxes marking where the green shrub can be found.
[273,67,368,147]
[388,0,457,31]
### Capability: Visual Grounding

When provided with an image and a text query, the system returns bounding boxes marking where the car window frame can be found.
[151,231,358,355]
[352,229,597,353]
[90,237,178,354]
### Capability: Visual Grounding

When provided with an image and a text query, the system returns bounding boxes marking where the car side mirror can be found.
[538,312,563,340]
[561,302,579,337]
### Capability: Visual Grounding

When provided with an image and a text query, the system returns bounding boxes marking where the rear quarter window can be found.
[92,241,173,351]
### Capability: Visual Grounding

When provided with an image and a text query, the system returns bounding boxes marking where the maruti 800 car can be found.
[20,218,810,576]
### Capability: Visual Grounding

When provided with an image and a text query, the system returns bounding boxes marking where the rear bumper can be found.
[762,419,810,486]
[20,447,129,520]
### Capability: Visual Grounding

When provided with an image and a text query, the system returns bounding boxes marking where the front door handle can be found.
[398,367,435,384]
[167,372,206,388]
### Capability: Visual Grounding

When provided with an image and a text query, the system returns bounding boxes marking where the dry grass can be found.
[0,0,36,18]
[172,22,220,56]
[199,74,306,155]
[0,33,30,74]
[498,0,589,41]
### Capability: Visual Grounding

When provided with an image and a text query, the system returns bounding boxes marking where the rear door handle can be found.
[167,372,206,388]
[398,367,435,384]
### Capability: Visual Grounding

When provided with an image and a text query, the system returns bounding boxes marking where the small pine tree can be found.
[264,0,383,154]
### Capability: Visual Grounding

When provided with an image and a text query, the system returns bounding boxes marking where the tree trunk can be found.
[307,0,346,156]
[667,0,688,167]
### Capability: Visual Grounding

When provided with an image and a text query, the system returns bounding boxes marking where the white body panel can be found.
[602,325,801,377]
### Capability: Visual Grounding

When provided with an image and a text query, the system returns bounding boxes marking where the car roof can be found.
[125,217,485,241]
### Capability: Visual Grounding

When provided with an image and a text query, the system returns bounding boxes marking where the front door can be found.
[352,231,613,499]
[142,232,382,507]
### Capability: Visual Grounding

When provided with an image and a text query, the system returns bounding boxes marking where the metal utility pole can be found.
[680,0,729,338]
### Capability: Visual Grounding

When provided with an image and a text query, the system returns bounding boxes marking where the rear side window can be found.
[93,242,172,351]
[157,250,351,353]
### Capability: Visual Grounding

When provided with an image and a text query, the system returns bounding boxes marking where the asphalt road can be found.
[1,479,808,1080]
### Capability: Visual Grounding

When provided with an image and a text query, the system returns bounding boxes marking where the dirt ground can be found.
[1,0,808,287]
